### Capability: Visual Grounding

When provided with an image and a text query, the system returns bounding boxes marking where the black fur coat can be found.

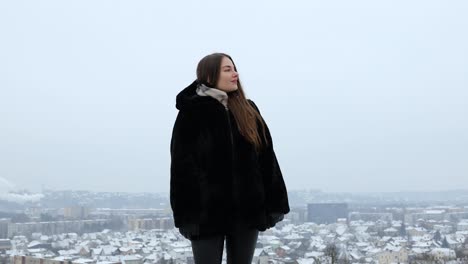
[170,80,290,239]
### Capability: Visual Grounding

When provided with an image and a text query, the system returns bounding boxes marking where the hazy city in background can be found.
[1,0,468,263]
[1,1,467,194]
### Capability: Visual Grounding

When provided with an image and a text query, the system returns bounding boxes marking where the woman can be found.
[170,52,290,264]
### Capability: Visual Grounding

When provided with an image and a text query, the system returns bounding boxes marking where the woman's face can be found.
[216,57,239,92]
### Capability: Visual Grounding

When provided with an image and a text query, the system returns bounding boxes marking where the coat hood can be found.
[176,80,220,110]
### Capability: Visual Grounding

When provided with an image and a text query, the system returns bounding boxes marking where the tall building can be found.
[0,238,11,250]
[0,219,9,239]
[128,217,174,231]
[349,212,393,222]
[63,206,90,219]
[307,203,348,224]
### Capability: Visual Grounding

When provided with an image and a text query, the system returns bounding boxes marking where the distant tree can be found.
[413,252,438,263]
[433,230,441,242]
[157,257,167,264]
[324,243,339,264]
[338,255,350,264]
[442,237,449,248]
[312,256,322,264]
[377,230,385,238]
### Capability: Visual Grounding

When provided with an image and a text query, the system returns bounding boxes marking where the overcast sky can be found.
[0,0,467,194]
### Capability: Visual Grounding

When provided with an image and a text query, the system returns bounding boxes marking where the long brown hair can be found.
[196,53,269,152]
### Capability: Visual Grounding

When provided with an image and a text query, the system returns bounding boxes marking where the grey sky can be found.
[1,0,467,194]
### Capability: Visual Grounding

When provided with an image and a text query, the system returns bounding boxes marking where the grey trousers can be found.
[190,223,259,264]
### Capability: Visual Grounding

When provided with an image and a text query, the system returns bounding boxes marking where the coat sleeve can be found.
[248,100,290,216]
[170,110,201,227]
